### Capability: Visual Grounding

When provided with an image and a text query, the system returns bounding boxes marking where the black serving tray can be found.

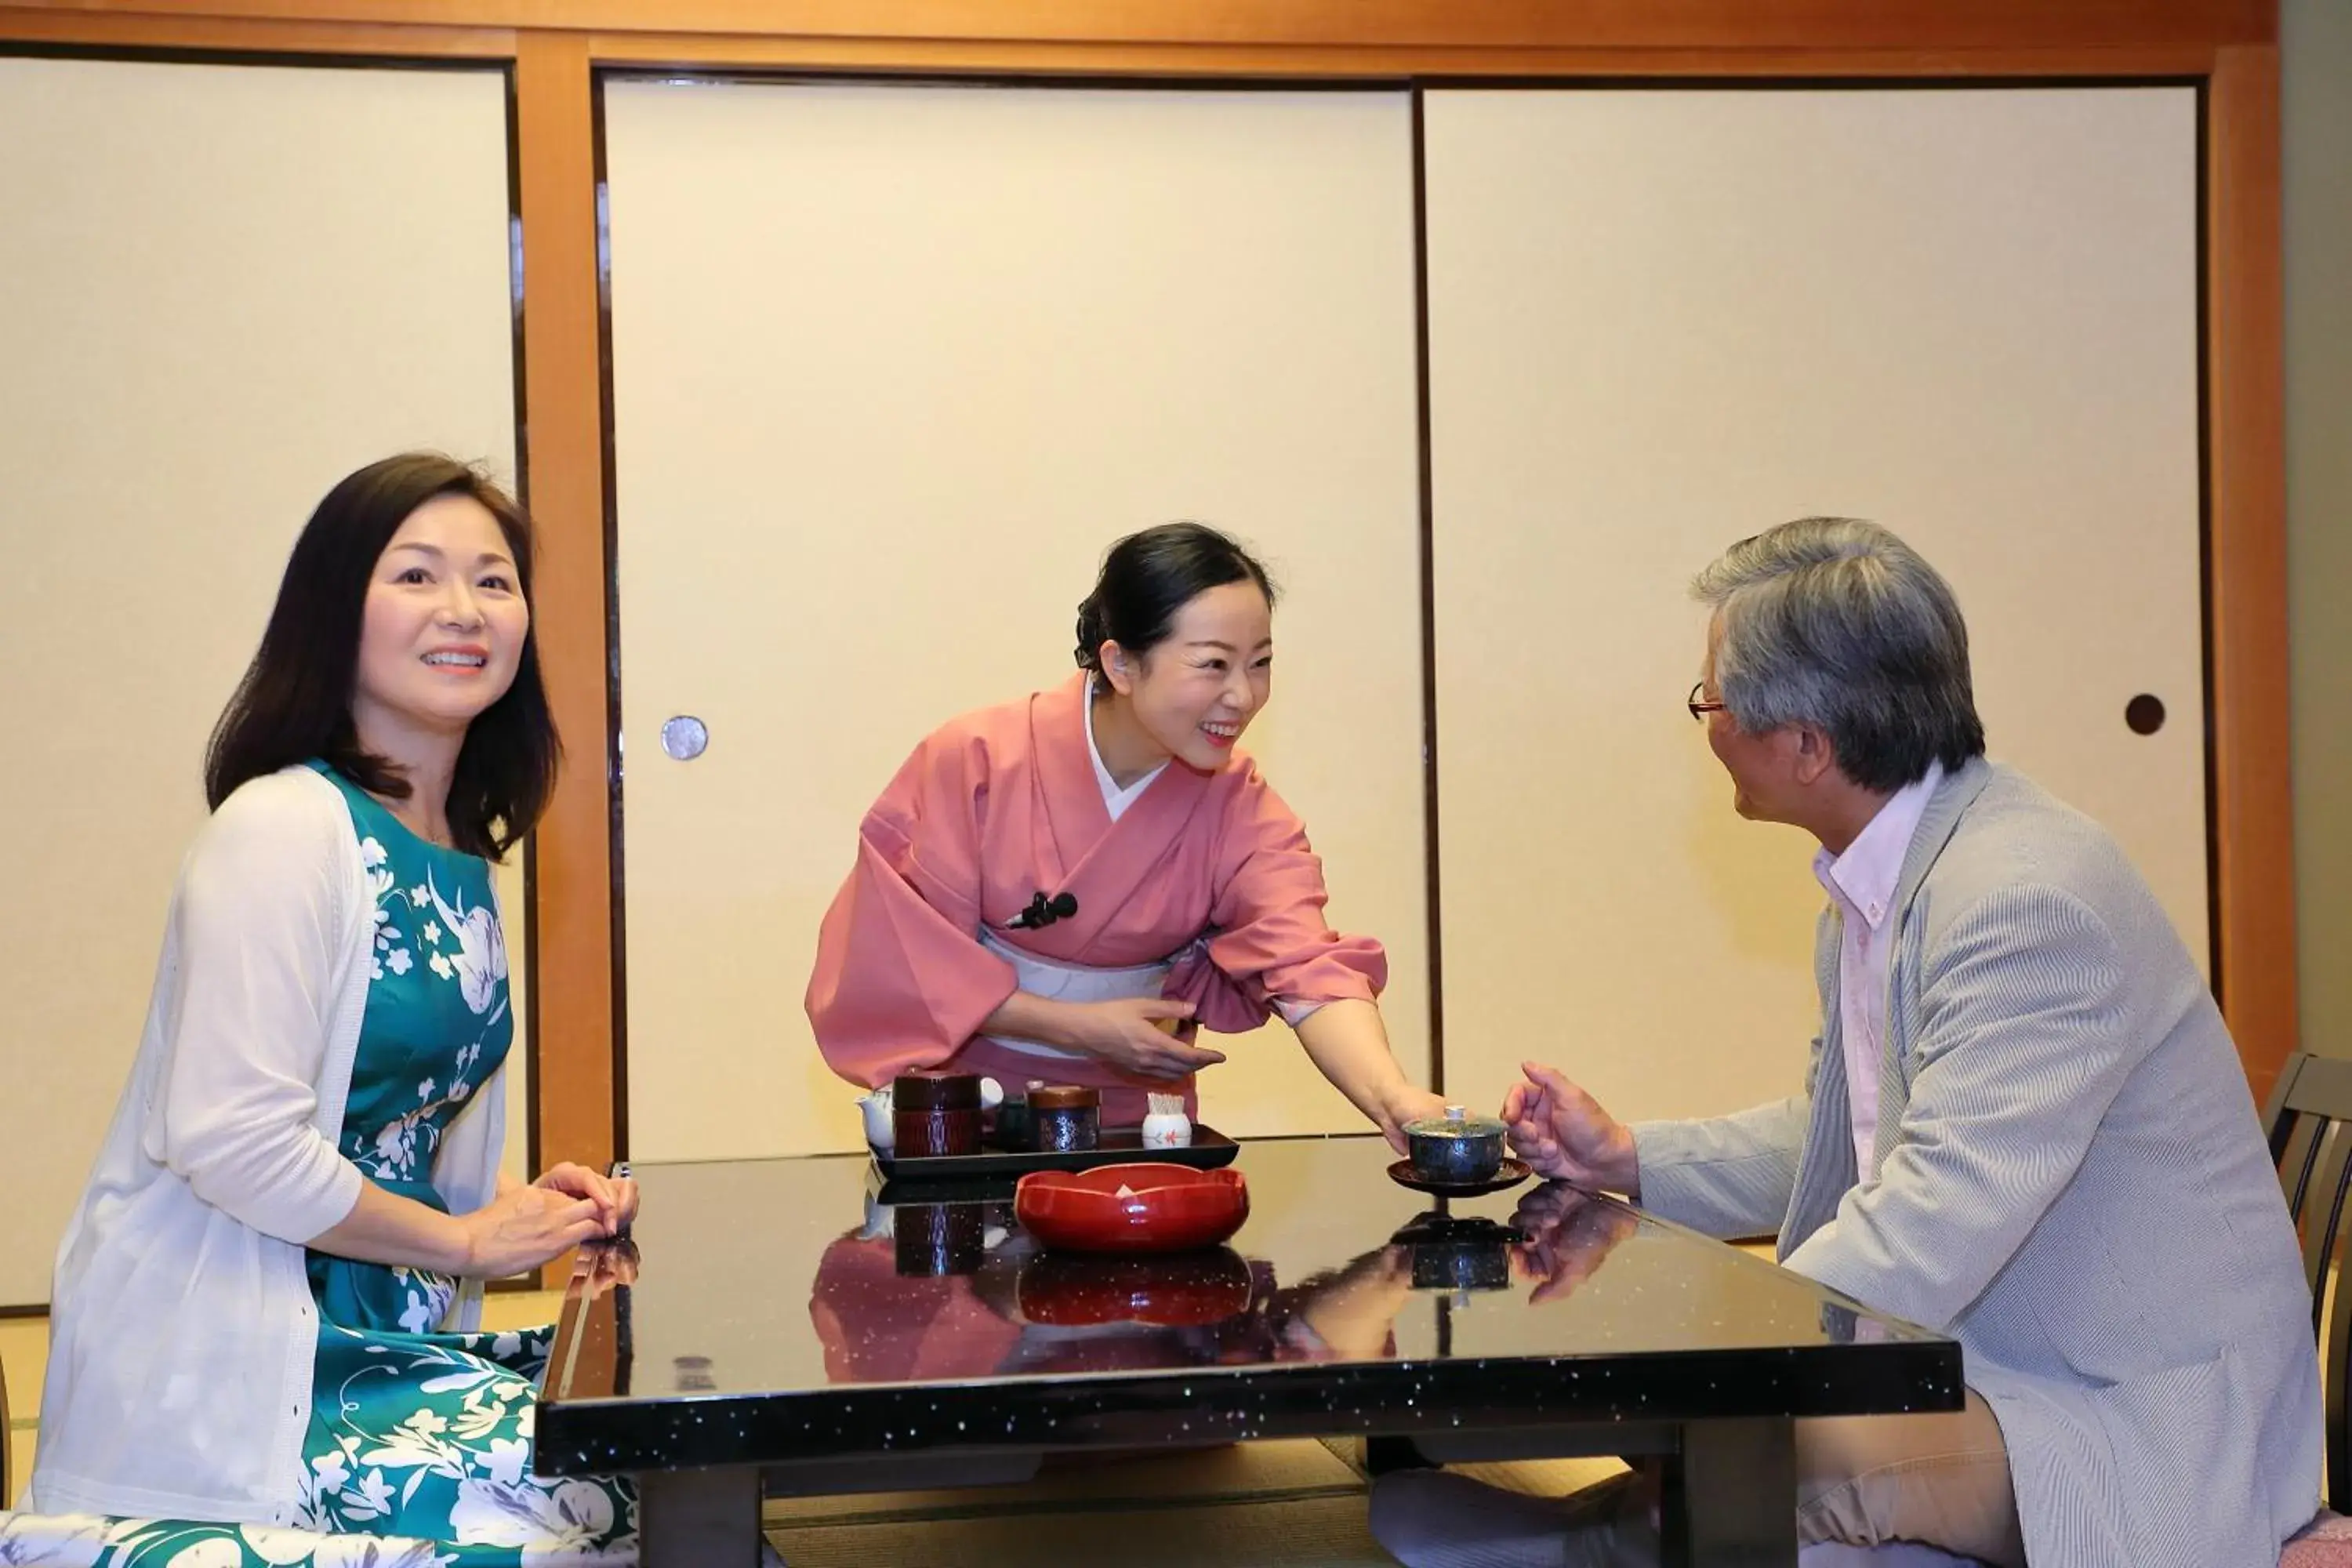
[872,1124,1240,1184]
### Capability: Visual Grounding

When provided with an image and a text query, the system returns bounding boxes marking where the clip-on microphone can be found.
[1007,891,1079,930]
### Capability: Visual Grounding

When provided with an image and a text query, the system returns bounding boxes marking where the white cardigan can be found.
[29,767,506,1524]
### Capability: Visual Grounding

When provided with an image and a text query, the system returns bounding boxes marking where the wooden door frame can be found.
[2,3,2294,1196]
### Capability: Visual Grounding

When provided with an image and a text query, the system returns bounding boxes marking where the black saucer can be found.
[1385,1156,1534,1198]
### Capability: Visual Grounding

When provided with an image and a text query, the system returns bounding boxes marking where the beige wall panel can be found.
[605,81,1423,1160]
[1425,88,2203,1123]
[0,56,521,1305]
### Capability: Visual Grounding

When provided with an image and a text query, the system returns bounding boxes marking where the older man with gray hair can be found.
[1373,519,2320,1568]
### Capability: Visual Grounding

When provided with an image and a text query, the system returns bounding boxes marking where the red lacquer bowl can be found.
[1014,1163,1250,1254]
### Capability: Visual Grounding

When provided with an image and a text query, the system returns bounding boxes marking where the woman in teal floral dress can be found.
[17,456,639,1566]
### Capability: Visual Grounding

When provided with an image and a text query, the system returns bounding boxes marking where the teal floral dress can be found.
[67,767,637,1568]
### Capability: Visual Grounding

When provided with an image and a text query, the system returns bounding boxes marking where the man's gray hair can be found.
[1693,517,1986,793]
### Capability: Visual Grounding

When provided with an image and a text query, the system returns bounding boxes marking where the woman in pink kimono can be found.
[806,523,1443,1143]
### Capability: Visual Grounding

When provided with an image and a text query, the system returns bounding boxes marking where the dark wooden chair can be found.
[2267,1052,2352,1562]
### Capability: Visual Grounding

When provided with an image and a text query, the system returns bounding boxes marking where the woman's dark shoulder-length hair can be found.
[204,452,561,861]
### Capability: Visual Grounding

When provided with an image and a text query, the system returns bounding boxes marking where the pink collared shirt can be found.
[1811,761,1943,1178]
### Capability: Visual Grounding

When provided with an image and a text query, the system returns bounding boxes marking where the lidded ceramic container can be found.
[893,1069,985,1158]
[1028,1083,1102,1152]
[1403,1105,1508,1185]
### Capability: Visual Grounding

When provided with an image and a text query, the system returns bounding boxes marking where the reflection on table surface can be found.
[552,1135,1937,1406]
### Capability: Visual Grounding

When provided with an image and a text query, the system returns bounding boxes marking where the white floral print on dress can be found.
[425,873,507,1017]
[446,1478,614,1553]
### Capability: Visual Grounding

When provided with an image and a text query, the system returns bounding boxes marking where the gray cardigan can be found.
[1634,760,2321,1567]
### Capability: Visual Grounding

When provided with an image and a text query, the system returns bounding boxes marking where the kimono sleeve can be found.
[1170,764,1385,1033]
[805,725,1020,1087]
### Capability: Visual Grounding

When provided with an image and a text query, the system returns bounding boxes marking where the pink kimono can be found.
[805,673,1386,1124]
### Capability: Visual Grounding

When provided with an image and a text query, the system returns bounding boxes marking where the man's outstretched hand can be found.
[1501,1062,1640,1196]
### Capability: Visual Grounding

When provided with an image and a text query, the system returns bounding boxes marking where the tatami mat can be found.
[760,1437,1631,1564]
[1449,1457,1631,1500]
[768,1491,1399,1568]
[764,1439,1363,1529]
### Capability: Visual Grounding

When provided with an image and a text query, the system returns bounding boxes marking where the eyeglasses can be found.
[1687,681,1729,723]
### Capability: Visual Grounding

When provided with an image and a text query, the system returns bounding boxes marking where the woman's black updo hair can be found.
[1074,522,1278,684]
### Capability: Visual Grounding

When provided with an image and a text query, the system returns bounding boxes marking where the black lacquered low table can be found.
[539,1135,1962,1566]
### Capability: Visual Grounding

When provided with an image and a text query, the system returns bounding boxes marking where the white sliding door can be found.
[1424,88,2204,1121]
[0,56,522,1305]
[604,82,1425,1160]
